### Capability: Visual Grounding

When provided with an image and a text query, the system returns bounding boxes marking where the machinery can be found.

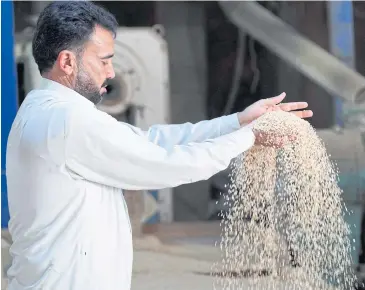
[2,1,18,230]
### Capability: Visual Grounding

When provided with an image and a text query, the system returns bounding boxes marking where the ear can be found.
[56,50,78,75]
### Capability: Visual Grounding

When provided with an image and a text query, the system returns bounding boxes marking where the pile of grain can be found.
[213,111,355,290]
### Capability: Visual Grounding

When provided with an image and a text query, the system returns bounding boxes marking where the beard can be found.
[74,65,107,105]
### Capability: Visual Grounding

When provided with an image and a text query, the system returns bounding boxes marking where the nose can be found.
[106,63,115,79]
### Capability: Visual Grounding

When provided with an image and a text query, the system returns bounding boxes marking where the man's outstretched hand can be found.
[237,93,313,126]
[251,129,297,148]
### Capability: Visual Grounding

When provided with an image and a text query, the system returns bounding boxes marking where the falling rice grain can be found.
[213,111,355,290]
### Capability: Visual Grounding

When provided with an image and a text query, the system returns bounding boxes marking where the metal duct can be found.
[219,1,365,104]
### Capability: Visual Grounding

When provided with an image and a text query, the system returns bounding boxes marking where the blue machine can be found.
[1,0,18,228]
[328,1,356,128]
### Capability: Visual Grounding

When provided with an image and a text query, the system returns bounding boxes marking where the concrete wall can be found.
[156,2,210,221]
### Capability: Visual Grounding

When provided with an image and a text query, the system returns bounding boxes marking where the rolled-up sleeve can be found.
[65,108,254,190]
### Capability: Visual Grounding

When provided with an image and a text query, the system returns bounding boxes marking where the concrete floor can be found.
[0,225,346,290]
[132,236,339,290]
[0,232,294,290]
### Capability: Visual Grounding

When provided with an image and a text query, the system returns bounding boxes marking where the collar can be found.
[39,78,95,107]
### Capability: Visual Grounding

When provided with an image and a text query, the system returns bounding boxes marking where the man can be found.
[5,2,313,289]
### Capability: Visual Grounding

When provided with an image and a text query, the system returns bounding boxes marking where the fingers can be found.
[261,94,313,119]
[277,101,313,118]
[278,102,308,111]
[292,110,313,119]
[263,92,286,105]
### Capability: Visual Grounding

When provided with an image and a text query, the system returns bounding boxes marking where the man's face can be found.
[73,25,115,104]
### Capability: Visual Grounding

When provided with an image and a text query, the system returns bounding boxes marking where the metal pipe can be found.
[219,1,365,104]
[223,31,247,116]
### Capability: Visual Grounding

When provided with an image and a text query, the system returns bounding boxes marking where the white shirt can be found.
[5,78,255,290]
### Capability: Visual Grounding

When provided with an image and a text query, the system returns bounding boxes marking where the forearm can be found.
[66,108,256,190]
[237,111,250,127]
[145,113,241,147]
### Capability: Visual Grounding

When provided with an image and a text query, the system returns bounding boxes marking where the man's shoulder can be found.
[19,88,62,110]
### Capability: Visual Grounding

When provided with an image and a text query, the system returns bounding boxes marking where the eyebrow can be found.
[100,53,114,60]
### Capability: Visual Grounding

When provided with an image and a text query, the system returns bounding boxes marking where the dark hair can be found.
[32,1,118,74]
